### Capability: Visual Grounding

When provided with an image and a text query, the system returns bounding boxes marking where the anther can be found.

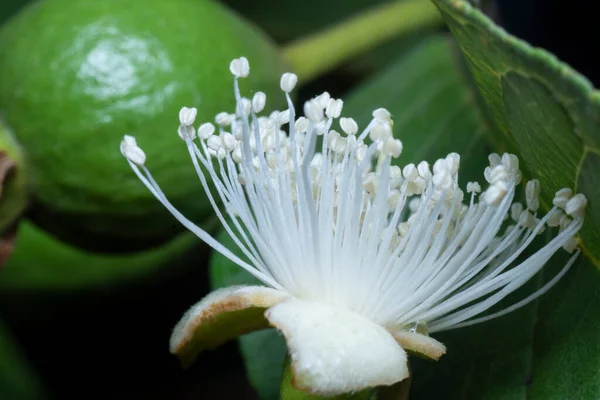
[229,57,250,78]
[565,193,587,218]
[179,107,197,126]
[197,123,215,139]
[252,92,266,113]
[280,73,298,93]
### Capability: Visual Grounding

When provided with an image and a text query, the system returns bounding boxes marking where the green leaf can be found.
[431,0,600,264]
[209,35,489,399]
[409,253,600,399]
[525,256,600,398]
[239,329,288,400]
[0,317,45,399]
[0,0,29,25]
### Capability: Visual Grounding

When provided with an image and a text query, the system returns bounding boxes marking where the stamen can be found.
[525,179,540,211]
[229,57,250,78]
[566,193,587,217]
[251,92,266,114]
[179,107,197,126]
[120,135,146,166]
[121,57,588,337]
[466,181,481,194]
[280,73,298,93]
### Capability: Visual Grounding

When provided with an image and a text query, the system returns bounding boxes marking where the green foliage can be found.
[0,0,28,25]
[431,0,600,264]
[239,330,288,400]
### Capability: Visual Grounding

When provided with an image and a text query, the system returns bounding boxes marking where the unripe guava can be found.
[0,0,286,251]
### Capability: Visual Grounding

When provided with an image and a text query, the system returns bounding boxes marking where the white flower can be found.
[120,58,587,396]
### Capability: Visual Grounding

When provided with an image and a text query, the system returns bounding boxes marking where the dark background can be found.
[0,0,597,399]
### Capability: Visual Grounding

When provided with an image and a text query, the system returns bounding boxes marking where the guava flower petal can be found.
[389,330,446,360]
[265,298,409,396]
[170,285,288,367]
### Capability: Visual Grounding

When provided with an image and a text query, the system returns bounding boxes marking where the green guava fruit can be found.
[0,0,286,252]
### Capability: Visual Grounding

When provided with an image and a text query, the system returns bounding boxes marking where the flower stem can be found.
[281,0,443,81]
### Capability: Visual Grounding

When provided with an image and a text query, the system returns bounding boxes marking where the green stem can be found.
[0,120,28,233]
[282,0,443,81]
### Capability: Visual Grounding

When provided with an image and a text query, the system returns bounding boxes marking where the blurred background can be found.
[0,0,597,399]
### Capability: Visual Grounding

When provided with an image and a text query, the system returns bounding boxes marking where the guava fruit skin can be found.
[0,0,286,251]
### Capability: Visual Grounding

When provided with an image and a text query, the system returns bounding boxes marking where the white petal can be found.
[265,299,408,396]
